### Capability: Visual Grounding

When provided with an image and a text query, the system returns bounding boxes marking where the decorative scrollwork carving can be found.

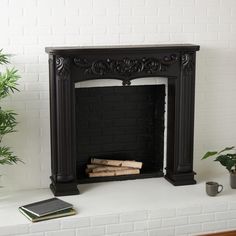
[181,54,194,72]
[74,54,178,78]
[56,57,71,78]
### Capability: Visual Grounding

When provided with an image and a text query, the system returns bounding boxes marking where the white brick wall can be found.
[0,0,236,192]
[1,202,236,236]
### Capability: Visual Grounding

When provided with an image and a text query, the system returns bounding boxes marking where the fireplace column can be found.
[165,52,197,185]
[49,55,79,196]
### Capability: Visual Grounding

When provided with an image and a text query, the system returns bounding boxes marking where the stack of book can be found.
[86,158,143,177]
[19,198,76,222]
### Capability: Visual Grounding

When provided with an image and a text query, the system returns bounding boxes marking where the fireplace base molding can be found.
[46,44,200,196]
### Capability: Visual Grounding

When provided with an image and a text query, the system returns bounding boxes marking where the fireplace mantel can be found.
[46,44,200,196]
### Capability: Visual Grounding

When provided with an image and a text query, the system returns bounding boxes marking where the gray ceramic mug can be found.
[206,181,223,196]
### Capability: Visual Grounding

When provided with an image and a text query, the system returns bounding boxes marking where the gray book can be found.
[19,198,73,217]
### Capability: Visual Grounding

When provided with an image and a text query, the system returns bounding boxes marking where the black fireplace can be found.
[46,44,200,196]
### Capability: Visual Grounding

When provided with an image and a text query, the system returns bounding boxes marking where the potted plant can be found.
[0,49,22,168]
[201,146,236,188]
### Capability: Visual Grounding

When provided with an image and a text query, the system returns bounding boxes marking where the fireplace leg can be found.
[165,171,196,186]
[50,177,80,196]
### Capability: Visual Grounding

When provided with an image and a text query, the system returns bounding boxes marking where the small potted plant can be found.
[0,49,22,168]
[201,146,236,189]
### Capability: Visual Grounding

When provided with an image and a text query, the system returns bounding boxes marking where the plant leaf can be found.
[215,155,229,166]
[201,151,218,160]
[226,159,236,171]
[218,146,235,154]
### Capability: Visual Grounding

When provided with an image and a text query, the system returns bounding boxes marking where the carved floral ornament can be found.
[56,57,71,77]
[56,53,193,82]
[73,54,178,78]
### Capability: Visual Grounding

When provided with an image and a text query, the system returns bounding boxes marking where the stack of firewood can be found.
[86,158,143,177]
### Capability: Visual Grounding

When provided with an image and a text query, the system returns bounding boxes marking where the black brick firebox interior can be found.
[76,85,165,183]
[46,44,200,196]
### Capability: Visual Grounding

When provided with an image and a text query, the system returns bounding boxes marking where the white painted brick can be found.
[61,217,90,229]
[158,24,182,33]
[10,36,37,45]
[158,7,182,17]
[121,232,148,236]
[189,214,214,224]
[183,7,207,17]
[120,211,148,223]
[134,221,148,231]
[219,32,236,41]
[106,223,133,234]
[207,8,231,17]
[17,233,44,236]
[175,224,202,235]
[145,16,169,24]
[38,35,65,45]
[202,221,227,232]
[93,16,119,25]
[91,214,119,226]
[162,216,188,227]
[46,229,76,236]
[66,16,93,26]
[149,227,174,236]
[80,25,107,35]
[133,6,157,16]
[176,206,202,216]
[229,202,236,210]
[107,25,131,34]
[171,0,194,6]
[26,83,48,91]
[146,0,170,6]
[13,92,39,101]
[195,16,219,24]
[228,219,236,229]
[195,32,218,41]
[132,24,157,34]
[9,0,37,7]
[52,7,78,17]
[119,34,145,44]
[170,33,194,41]
[170,16,195,24]
[120,16,145,25]
[149,208,176,219]
[76,226,105,236]
[40,92,49,100]
[220,15,236,24]
[195,0,220,7]
[30,221,60,233]
[208,23,231,32]
[215,210,236,220]
[120,0,145,7]
[37,0,64,8]
[0,224,29,236]
[93,34,120,45]
[145,33,170,43]
[148,219,161,229]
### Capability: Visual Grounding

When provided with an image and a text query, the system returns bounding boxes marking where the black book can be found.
[19,198,75,221]
[19,207,76,222]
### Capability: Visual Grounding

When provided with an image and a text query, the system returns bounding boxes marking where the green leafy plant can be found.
[0,49,22,165]
[201,146,236,173]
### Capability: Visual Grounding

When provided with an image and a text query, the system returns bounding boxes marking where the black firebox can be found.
[75,85,165,183]
[46,44,200,196]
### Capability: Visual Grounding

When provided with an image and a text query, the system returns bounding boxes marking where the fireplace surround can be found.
[46,44,200,196]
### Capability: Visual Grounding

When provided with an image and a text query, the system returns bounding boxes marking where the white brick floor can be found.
[0,175,236,236]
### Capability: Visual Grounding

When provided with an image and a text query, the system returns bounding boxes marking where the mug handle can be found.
[218,184,223,193]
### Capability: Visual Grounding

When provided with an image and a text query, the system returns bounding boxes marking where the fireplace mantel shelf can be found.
[45,44,200,55]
